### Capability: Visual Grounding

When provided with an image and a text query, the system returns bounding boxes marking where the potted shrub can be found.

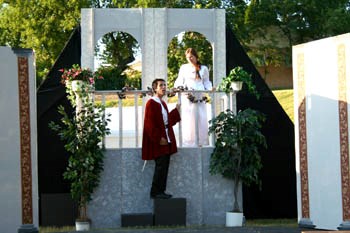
[218,66,260,99]
[49,64,110,231]
[208,108,266,227]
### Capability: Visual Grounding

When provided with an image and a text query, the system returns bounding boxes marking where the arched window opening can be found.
[94,31,143,148]
[167,31,214,147]
[94,31,141,90]
[167,31,213,88]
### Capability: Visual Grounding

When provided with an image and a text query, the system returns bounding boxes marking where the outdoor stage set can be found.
[80,8,233,228]
[2,8,349,232]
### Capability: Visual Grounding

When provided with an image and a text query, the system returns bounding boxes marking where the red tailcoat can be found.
[142,99,181,160]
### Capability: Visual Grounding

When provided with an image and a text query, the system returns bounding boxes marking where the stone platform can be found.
[87,148,237,228]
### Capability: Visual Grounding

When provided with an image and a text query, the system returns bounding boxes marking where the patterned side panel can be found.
[338,44,350,221]
[297,53,310,219]
[17,56,33,224]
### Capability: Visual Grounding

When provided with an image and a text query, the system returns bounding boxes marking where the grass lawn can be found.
[96,90,295,123]
[94,89,295,123]
[272,89,294,123]
[39,226,75,233]
[246,218,297,227]
[39,218,298,232]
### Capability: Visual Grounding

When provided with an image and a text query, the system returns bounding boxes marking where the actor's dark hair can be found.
[152,78,165,93]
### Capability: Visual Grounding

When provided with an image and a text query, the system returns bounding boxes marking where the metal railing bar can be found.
[92,90,236,149]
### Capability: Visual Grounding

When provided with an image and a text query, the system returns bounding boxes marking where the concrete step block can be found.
[154,198,186,226]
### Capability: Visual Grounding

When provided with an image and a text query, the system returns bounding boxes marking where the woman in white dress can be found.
[174,48,213,147]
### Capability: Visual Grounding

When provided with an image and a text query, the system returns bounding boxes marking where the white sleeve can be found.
[174,65,185,88]
[202,66,212,90]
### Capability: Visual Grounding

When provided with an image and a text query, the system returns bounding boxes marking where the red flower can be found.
[59,64,103,86]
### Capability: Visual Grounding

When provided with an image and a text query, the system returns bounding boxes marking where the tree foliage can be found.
[0,0,91,85]
[1,0,350,87]
[97,32,138,68]
[94,31,139,90]
[244,0,350,69]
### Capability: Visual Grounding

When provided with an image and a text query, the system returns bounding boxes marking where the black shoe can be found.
[163,192,172,198]
[151,192,172,199]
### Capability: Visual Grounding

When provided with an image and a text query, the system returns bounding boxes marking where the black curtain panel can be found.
[37,26,81,225]
[226,26,297,218]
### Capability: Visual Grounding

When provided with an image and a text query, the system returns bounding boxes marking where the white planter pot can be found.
[71,80,85,92]
[75,220,90,231]
[70,80,94,114]
[226,212,243,227]
[231,81,243,91]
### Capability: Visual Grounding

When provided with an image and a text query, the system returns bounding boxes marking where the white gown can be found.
[174,64,212,147]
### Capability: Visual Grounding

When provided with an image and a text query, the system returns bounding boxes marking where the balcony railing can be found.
[94,89,237,148]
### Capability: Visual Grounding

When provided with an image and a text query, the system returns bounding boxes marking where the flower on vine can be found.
[59,64,103,85]
[187,93,210,103]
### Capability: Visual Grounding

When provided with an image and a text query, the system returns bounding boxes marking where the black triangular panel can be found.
[37,26,81,118]
[36,27,81,225]
[226,27,297,218]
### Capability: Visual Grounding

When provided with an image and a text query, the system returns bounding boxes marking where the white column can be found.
[141,8,155,89]
[154,8,168,82]
[81,8,95,70]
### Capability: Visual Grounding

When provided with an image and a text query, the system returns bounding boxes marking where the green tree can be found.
[92,0,138,8]
[94,66,127,90]
[244,0,350,73]
[96,32,138,69]
[0,0,92,86]
[2,0,349,89]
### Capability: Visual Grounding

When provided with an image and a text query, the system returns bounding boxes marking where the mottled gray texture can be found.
[167,148,204,225]
[88,148,238,228]
[88,150,122,228]
[202,149,241,225]
[121,149,153,214]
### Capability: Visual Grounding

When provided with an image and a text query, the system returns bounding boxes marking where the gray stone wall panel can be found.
[88,148,235,228]
[88,150,123,228]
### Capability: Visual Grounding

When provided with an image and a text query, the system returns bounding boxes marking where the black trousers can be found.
[150,154,170,196]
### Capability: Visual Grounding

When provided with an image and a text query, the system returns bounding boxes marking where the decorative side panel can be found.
[338,44,350,221]
[297,53,310,219]
[17,56,33,224]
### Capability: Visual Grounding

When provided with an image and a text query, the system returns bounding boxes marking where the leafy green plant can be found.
[49,67,110,221]
[208,108,266,212]
[218,66,259,99]
[94,66,127,90]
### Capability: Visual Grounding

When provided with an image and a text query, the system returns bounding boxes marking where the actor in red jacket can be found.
[142,78,181,199]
